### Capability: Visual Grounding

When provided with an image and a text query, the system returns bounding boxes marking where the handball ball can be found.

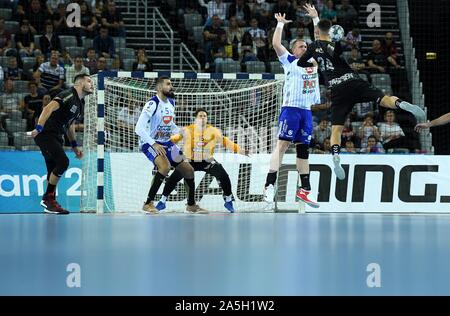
[329,25,345,42]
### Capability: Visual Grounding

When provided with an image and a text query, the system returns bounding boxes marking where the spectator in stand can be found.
[46,0,62,15]
[93,26,116,58]
[342,27,361,51]
[352,101,376,121]
[25,0,49,35]
[313,117,332,145]
[5,56,24,81]
[101,0,126,37]
[378,110,416,152]
[290,27,312,47]
[212,32,234,72]
[198,0,227,26]
[311,87,331,124]
[381,32,401,69]
[272,0,295,26]
[203,15,226,70]
[39,21,62,58]
[23,80,44,129]
[84,47,98,74]
[227,0,251,27]
[341,139,358,153]
[367,39,389,74]
[252,0,271,30]
[227,16,244,61]
[347,47,367,73]
[31,54,45,77]
[360,135,384,154]
[110,56,123,71]
[248,18,267,61]
[132,48,153,72]
[320,0,337,23]
[0,78,22,115]
[176,0,201,20]
[341,117,360,148]
[97,56,108,72]
[16,20,40,58]
[294,0,313,32]
[66,55,90,88]
[52,2,82,46]
[35,51,65,97]
[80,1,99,39]
[0,19,13,57]
[313,137,331,154]
[60,49,73,70]
[336,0,357,32]
[358,114,381,148]
[239,31,257,63]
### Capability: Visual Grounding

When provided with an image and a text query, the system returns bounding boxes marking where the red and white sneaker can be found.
[296,188,320,208]
[41,192,70,215]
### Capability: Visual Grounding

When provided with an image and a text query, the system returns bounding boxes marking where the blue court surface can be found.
[1,212,450,295]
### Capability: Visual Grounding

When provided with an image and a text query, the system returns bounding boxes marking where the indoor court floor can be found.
[1,212,450,295]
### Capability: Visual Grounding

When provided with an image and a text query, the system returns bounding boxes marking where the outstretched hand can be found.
[274,13,292,25]
[415,122,431,132]
[302,3,318,19]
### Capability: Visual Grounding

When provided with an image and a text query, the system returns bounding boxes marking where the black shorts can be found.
[331,79,385,125]
[189,160,216,171]
[34,133,65,161]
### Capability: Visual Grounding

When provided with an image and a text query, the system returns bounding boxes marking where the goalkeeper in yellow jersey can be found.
[154,108,249,213]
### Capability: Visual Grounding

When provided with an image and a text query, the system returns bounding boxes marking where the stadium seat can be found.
[9,110,22,121]
[5,21,19,34]
[221,60,241,73]
[113,37,126,51]
[0,55,8,68]
[378,85,393,96]
[33,34,41,49]
[59,36,78,50]
[105,58,113,69]
[342,51,352,62]
[0,131,9,146]
[13,80,29,93]
[358,73,369,81]
[119,47,135,60]
[0,8,11,20]
[192,26,204,45]
[123,59,134,71]
[22,56,35,77]
[5,119,27,133]
[269,61,283,74]
[83,38,93,51]
[245,61,266,73]
[371,74,392,88]
[66,46,85,58]
[13,132,35,150]
[183,13,203,33]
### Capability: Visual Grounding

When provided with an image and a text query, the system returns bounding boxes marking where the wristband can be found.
[313,17,320,26]
[36,124,43,133]
[71,140,78,148]
[276,22,284,29]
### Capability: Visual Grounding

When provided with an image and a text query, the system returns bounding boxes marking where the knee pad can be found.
[54,156,70,177]
[296,143,309,160]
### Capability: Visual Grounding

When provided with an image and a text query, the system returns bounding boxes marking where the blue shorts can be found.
[278,107,313,144]
[141,141,183,167]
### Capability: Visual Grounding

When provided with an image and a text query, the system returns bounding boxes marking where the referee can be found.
[31,74,93,214]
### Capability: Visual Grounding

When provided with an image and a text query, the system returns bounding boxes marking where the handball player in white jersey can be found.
[263,12,321,209]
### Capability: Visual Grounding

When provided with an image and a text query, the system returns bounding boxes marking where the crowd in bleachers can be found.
[0,0,156,150]
[170,0,422,153]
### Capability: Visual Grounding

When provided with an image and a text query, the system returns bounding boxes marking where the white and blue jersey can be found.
[135,95,183,165]
[277,52,321,144]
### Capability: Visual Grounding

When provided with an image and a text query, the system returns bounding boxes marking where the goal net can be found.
[81,72,303,213]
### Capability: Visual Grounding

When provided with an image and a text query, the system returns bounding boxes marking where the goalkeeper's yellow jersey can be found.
[171,124,241,161]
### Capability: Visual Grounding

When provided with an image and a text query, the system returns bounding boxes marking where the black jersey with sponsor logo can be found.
[42,88,84,135]
[297,40,359,88]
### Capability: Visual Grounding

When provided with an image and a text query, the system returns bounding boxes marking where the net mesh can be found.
[81,75,286,213]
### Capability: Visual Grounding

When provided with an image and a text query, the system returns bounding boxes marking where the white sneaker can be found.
[263,184,275,203]
[333,155,346,180]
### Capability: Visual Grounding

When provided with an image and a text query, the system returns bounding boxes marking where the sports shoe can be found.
[399,102,426,122]
[155,201,166,211]
[263,184,275,203]
[224,201,235,213]
[41,192,69,215]
[142,201,158,214]
[296,188,320,208]
[186,204,209,214]
[333,155,345,180]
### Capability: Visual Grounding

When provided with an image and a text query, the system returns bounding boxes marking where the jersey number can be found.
[317,57,334,72]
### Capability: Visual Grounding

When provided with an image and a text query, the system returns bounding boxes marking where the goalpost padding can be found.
[81,71,308,213]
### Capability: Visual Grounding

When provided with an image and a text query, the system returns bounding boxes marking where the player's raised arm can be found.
[30,100,60,137]
[302,3,320,41]
[218,128,249,156]
[272,13,291,57]
[415,112,450,132]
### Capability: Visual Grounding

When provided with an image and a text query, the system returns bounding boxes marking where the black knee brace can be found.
[296,143,309,159]
[54,155,70,177]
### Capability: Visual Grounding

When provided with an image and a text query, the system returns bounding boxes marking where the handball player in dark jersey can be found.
[30,74,94,214]
[296,12,425,180]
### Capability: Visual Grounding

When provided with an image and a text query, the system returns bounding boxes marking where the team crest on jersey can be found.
[163,116,173,124]
[305,67,314,74]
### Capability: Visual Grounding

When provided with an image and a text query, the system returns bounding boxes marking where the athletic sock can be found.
[146,172,166,203]
[45,183,56,196]
[265,171,277,188]
[300,174,311,191]
[225,195,233,202]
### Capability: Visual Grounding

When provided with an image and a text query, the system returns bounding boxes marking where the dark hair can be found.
[74,55,83,60]
[156,76,170,86]
[368,135,377,141]
[194,108,208,117]
[318,19,332,34]
[73,73,90,83]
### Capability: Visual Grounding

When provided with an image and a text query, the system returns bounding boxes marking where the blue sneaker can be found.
[224,201,235,213]
[155,201,166,211]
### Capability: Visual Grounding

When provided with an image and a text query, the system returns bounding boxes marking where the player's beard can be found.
[164,90,175,98]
